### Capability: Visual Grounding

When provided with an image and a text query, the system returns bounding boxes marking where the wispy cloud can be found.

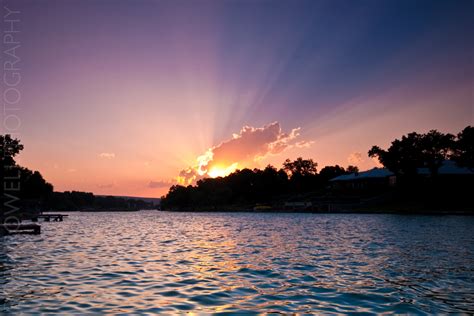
[347,152,363,165]
[296,140,314,148]
[98,152,115,159]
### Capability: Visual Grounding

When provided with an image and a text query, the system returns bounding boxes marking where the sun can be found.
[207,163,239,178]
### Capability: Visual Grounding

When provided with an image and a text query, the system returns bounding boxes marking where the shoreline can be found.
[159,208,474,215]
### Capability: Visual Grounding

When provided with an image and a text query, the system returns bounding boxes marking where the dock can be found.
[0,224,41,235]
[34,214,69,222]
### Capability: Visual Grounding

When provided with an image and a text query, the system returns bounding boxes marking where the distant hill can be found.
[98,195,161,206]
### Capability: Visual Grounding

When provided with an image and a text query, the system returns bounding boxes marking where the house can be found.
[416,160,474,192]
[417,160,474,176]
[331,161,473,191]
[330,168,395,190]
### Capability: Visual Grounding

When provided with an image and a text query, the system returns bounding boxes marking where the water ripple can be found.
[1,212,473,314]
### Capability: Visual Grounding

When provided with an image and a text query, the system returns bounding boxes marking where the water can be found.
[1,212,473,314]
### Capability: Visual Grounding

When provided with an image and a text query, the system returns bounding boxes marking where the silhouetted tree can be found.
[420,130,455,175]
[369,132,423,176]
[1,136,56,217]
[368,130,454,176]
[19,167,54,200]
[0,134,24,167]
[161,185,192,209]
[346,165,359,173]
[452,126,474,170]
[47,191,154,211]
[283,157,317,177]
[319,165,345,182]
[283,158,319,193]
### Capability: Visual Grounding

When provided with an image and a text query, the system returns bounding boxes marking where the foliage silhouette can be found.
[283,157,317,176]
[346,165,359,173]
[161,158,356,210]
[368,130,455,177]
[0,134,24,167]
[452,126,474,169]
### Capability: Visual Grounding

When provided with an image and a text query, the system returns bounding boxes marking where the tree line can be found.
[161,126,473,210]
[161,159,359,210]
[368,126,473,177]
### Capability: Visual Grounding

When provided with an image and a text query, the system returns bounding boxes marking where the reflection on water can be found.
[1,212,473,313]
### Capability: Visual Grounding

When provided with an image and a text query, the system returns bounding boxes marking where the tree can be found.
[282,158,320,193]
[161,185,191,209]
[420,130,455,175]
[20,167,54,200]
[0,134,24,166]
[260,165,288,197]
[452,126,474,170]
[283,157,318,177]
[368,130,455,176]
[346,165,359,173]
[368,132,424,176]
[319,165,345,182]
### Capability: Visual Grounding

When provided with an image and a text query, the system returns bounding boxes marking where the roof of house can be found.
[331,160,474,182]
[330,168,394,181]
[417,160,474,175]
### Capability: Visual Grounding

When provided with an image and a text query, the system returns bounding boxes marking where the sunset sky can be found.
[5,0,473,197]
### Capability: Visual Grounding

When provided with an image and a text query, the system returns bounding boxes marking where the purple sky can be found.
[2,0,473,197]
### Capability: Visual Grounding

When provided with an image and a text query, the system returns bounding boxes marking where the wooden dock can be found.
[0,224,41,235]
[34,214,69,222]
[0,213,68,235]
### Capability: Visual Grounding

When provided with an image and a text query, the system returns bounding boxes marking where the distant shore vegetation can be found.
[0,135,155,220]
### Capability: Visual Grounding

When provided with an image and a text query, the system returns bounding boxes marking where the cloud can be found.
[295,140,314,148]
[148,180,174,189]
[98,152,115,159]
[177,121,309,185]
[347,152,363,165]
[177,167,201,186]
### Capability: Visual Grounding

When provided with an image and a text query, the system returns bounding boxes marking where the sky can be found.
[2,0,473,197]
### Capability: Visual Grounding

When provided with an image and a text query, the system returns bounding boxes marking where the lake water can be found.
[1,211,473,314]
